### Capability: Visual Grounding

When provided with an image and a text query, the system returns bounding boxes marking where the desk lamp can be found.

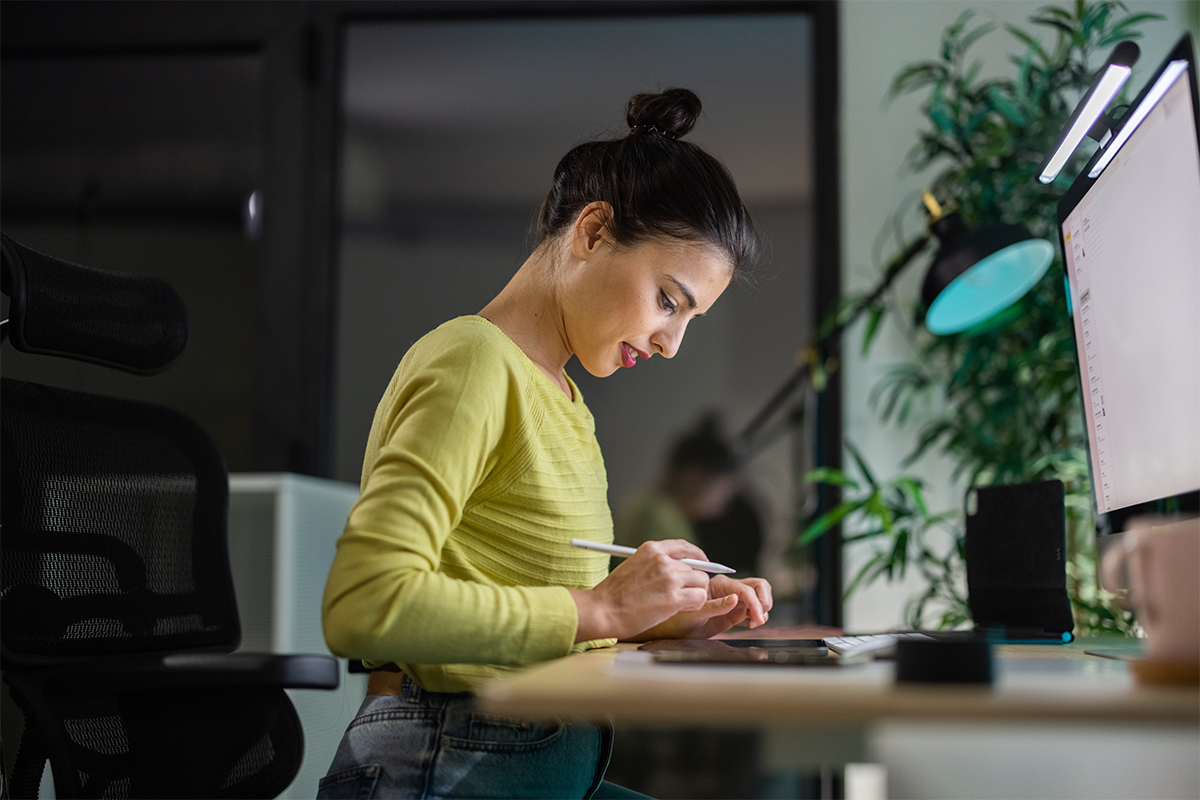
[920,195,1055,335]
[736,192,1053,452]
[740,39,1147,449]
[1037,41,1141,185]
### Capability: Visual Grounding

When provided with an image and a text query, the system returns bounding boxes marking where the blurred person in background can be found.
[616,414,763,578]
[318,88,773,800]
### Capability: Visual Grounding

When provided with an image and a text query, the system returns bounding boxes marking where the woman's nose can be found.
[653,322,686,359]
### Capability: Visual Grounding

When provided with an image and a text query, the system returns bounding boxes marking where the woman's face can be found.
[564,237,732,378]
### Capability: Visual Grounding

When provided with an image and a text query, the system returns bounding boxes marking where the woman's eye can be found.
[659,289,677,312]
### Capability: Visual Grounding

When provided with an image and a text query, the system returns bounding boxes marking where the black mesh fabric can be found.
[1,378,238,661]
[1,233,187,375]
[7,681,304,799]
[217,694,305,799]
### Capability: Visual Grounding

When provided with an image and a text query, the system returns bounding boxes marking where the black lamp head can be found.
[920,212,1054,335]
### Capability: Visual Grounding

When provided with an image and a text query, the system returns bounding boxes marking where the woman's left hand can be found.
[624,574,774,641]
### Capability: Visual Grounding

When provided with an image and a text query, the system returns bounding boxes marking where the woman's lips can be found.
[621,343,642,368]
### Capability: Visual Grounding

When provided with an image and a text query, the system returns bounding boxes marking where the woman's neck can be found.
[478,247,573,396]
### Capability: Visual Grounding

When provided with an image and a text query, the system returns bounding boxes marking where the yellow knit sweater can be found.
[322,316,616,693]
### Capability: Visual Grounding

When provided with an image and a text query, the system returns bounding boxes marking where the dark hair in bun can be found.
[626,88,701,139]
[535,88,759,277]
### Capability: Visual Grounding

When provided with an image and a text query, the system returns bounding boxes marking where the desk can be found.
[479,640,1197,726]
[478,640,1199,798]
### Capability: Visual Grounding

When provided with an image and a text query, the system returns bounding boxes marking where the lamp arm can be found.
[733,232,932,457]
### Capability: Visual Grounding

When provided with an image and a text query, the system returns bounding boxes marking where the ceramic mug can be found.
[1101,517,1200,663]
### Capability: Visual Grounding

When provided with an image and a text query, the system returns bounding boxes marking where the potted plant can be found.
[803,0,1167,634]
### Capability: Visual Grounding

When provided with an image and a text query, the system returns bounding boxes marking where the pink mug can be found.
[1101,518,1200,664]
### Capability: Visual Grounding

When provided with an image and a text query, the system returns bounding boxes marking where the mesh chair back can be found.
[1,378,240,664]
[1,233,187,375]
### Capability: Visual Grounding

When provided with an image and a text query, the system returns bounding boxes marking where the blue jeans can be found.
[317,674,639,799]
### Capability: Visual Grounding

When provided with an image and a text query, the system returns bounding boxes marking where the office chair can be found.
[0,233,339,799]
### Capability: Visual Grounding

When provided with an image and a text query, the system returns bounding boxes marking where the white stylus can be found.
[569,538,736,574]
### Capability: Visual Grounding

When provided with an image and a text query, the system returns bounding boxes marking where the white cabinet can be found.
[227,473,365,799]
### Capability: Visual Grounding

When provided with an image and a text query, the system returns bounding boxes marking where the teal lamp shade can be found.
[921,214,1055,335]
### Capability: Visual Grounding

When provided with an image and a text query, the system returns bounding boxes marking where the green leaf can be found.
[798,498,868,545]
[891,529,910,568]
[1100,12,1166,43]
[897,478,930,516]
[863,491,896,536]
[842,529,887,544]
[1016,45,1036,101]
[1080,2,1108,37]
[1007,25,1051,64]
[962,58,984,90]
[802,467,861,490]
[889,62,944,99]
[1110,12,1166,29]
[1034,5,1075,21]
[844,553,892,599]
[904,421,954,465]
[988,86,1029,125]
[958,22,997,60]
[1033,16,1087,47]
[861,305,885,356]
[845,440,878,487]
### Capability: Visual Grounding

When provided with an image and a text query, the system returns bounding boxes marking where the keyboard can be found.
[822,632,937,659]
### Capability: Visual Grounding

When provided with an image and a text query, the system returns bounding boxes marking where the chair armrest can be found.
[163,652,340,690]
[29,652,339,694]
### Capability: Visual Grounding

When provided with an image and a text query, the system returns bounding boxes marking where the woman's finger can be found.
[680,566,711,589]
[695,594,739,619]
[640,538,711,564]
[750,578,774,613]
[680,586,713,611]
[711,576,766,626]
[738,577,774,615]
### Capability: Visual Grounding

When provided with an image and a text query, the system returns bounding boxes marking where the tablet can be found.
[638,638,841,666]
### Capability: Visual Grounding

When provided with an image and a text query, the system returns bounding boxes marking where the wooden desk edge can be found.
[477,646,1200,727]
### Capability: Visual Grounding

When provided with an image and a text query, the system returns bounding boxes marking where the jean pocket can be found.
[432,719,598,798]
[442,712,565,753]
[317,764,382,799]
[347,693,440,733]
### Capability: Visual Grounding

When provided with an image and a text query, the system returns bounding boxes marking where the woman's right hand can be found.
[568,539,712,642]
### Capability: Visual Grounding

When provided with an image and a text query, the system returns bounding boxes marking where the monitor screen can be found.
[1058,35,1200,522]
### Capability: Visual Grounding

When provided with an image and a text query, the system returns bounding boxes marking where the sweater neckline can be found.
[462,315,583,407]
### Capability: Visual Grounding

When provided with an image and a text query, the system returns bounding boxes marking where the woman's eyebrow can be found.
[666,275,697,309]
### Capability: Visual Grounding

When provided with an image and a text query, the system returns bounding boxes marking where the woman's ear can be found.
[570,201,614,260]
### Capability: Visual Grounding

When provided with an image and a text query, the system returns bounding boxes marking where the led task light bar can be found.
[1037,41,1140,185]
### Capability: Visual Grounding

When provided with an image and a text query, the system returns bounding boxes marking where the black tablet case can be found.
[965,480,1075,636]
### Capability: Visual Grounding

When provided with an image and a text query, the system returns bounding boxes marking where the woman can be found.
[318,88,773,800]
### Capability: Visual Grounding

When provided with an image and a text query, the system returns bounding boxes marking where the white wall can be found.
[838,0,1198,631]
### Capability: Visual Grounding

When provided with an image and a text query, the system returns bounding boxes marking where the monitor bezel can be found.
[1055,33,1200,535]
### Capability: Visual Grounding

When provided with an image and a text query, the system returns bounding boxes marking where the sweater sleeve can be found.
[321,329,579,667]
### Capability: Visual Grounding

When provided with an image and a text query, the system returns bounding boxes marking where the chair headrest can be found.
[2,233,188,375]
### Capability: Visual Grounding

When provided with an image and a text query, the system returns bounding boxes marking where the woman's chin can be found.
[580,359,620,379]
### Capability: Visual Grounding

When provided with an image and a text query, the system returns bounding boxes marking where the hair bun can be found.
[625,88,702,140]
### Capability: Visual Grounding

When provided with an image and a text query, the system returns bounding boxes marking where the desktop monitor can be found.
[1057,34,1200,535]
